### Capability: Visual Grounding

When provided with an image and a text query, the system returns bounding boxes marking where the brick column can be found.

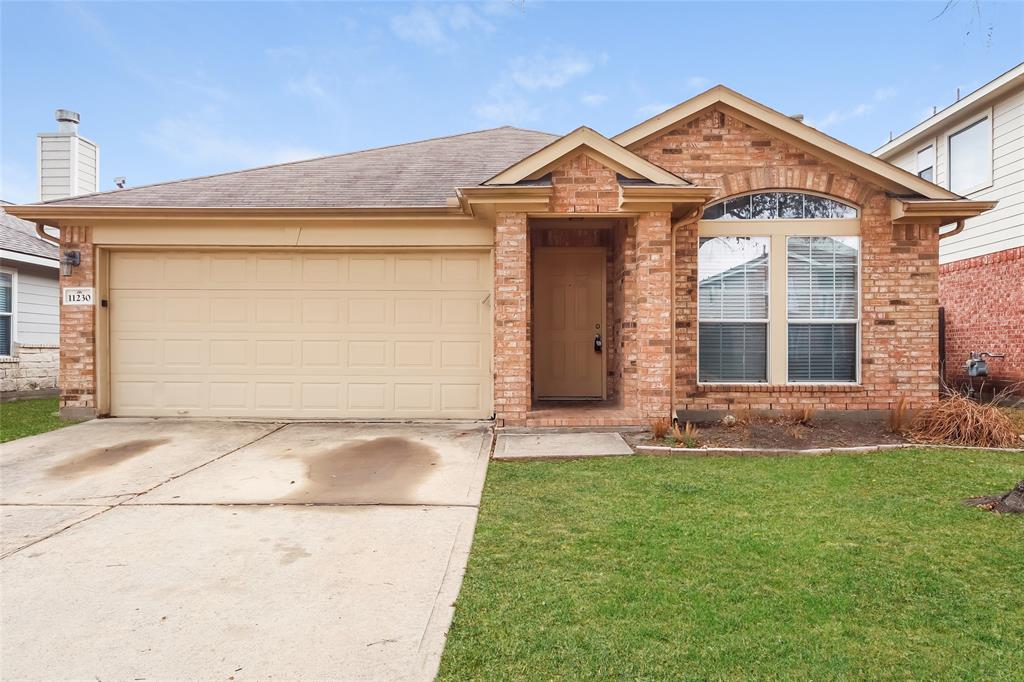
[493,211,531,426]
[60,225,97,419]
[633,211,673,420]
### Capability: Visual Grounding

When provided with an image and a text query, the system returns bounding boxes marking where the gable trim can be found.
[612,86,960,200]
[484,127,689,187]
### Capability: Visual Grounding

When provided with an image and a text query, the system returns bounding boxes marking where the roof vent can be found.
[790,113,804,123]
[55,109,80,134]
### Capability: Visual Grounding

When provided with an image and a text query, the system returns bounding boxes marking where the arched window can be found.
[702,192,858,220]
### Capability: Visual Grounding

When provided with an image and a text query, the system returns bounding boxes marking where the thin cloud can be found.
[807,103,872,130]
[581,93,608,107]
[636,102,672,118]
[874,86,898,101]
[287,72,328,99]
[474,99,541,125]
[390,3,494,52]
[686,76,710,90]
[144,109,323,169]
[509,52,595,90]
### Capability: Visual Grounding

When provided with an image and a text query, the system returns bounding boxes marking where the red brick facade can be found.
[54,107,952,425]
[59,226,97,419]
[939,246,1024,391]
[630,108,940,413]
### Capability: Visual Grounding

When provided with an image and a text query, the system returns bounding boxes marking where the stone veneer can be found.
[0,344,59,397]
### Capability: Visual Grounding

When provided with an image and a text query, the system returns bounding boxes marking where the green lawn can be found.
[440,449,1024,681]
[0,398,76,443]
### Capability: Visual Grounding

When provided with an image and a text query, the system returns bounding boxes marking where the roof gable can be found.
[613,86,959,200]
[484,127,689,187]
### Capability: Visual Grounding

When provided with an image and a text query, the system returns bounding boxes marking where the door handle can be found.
[593,333,603,353]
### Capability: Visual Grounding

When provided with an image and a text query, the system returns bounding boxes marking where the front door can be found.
[534,248,605,399]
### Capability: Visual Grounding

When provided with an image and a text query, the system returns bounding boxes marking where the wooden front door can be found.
[534,248,606,399]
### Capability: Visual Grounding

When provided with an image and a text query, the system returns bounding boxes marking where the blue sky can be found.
[2,1,1022,203]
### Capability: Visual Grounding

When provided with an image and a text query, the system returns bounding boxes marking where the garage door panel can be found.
[111,253,488,291]
[109,251,492,418]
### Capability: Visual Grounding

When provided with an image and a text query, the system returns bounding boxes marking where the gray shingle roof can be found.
[0,208,59,260]
[35,126,560,209]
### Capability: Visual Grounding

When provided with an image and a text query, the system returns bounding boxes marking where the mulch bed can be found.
[631,414,908,450]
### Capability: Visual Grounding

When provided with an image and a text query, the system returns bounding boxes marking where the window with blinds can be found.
[698,236,769,382]
[0,272,12,356]
[786,236,859,382]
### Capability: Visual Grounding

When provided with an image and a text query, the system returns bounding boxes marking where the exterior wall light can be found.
[60,250,81,277]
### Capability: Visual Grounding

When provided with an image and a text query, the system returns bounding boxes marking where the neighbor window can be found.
[916,145,934,182]
[786,236,859,382]
[702,192,857,220]
[0,272,12,356]
[948,116,992,194]
[698,237,769,382]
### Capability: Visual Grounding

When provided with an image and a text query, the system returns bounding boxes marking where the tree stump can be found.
[965,480,1024,514]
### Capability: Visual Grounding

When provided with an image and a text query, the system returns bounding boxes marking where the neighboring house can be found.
[0,109,100,400]
[0,204,59,397]
[875,62,1023,393]
[8,86,994,425]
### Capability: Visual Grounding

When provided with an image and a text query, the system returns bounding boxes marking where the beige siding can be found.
[941,86,1024,263]
[13,263,59,345]
[76,139,99,194]
[108,250,493,418]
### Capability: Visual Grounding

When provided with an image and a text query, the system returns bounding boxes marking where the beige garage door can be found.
[109,250,493,418]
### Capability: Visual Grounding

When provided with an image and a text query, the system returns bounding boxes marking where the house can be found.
[7,86,995,425]
[0,205,60,397]
[875,62,1023,393]
[0,110,101,400]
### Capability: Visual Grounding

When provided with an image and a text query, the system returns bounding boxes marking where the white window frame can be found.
[945,110,993,196]
[698,201,861,386]
[696,236,771,385]
[784,236,862,385]
[0,266,17,358]
[915,142,935,182]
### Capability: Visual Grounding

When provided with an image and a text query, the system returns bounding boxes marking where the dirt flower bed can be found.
[633,411,909,450]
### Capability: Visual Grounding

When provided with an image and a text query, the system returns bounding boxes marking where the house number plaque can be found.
[62,287,95,305]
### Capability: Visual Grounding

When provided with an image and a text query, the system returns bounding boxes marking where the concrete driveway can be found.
[1,419,492,681]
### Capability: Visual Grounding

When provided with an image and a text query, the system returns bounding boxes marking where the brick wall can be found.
[633,108,941,411]
[59,226,97,419]
[939,246,1024,391]
[493,212,531,425]
[550,152,620,213]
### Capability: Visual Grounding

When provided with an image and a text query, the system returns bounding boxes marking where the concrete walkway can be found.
[1,419,492,681]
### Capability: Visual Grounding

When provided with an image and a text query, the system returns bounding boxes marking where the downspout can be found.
[669,207,702,425]
[938,219,965,240]
[35,222,60,245]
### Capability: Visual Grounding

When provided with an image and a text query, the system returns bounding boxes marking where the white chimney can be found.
[37,109,99,201]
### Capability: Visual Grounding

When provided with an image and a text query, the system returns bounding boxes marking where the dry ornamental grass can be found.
[910,392,1022,448]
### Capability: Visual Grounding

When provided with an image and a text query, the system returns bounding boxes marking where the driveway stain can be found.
[281,437,440,502]
[47,439,171,478]
[274,542,312,565]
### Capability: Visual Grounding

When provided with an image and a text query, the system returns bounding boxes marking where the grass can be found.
[0,398,77,443]
[439,449,1024,681]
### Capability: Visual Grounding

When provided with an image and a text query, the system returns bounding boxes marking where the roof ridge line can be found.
[33,125,560,206]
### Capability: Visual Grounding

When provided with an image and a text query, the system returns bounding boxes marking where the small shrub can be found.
[672,421,700,448]
[888,396,909,433]
[734,408,752,426]
[790,406,815,426]
[651,417,670,440]
[910,392,1020,447]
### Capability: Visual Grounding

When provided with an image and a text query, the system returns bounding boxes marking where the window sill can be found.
[0,356,19,365]
[696,383,863,393]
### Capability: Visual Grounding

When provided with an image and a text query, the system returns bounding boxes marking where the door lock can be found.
[593,333,603,353]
